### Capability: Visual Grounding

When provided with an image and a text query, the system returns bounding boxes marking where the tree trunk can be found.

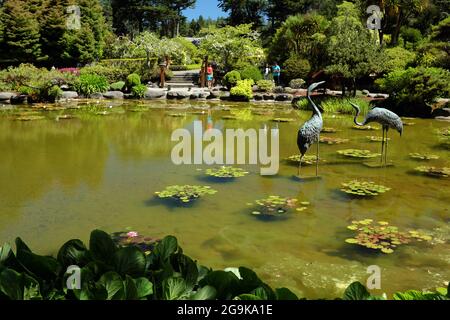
[342,79,346,97]
[352,78,357,97]
[391,9,403,46]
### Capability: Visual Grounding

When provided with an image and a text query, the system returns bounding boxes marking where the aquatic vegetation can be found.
[366,136,390,142]
[205,166,249,179]
[319,136,349,145]
[230,108,253,121]
[0,230,446,300]
[155,185,217,203]
[111,231,160,255]
[341,180,391,197]
[285,154,321,165]
[414,166,450,178]
[345,220,432,254]
[14,115,46,121]
[321,127,338,133]
[337,149,380,159]
[250,195,298,217]
[167,113,186,117]
[221,115,237,120]
[352,125,380,131]
[437,127,450,136]
[409,153,439,161]
[436,127,450,150]
[270,117,295,122]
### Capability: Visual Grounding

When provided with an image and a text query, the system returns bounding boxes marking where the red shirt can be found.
[207,66,213,74]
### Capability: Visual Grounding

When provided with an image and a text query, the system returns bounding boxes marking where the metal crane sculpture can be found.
[350,102,403,165]
[297,81,326,176]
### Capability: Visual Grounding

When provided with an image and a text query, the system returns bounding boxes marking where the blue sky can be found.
[183,0,225,20]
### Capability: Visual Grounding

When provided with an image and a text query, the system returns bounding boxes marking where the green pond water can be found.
[0,100,448,298]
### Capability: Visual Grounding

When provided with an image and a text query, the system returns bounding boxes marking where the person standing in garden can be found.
[272,62,281,86]
[207,63,214,89]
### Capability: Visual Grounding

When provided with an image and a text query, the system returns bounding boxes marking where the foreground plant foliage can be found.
[0,230,447,300]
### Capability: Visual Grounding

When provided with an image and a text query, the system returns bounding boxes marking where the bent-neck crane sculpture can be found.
[297,81,326,177]
[351,102,403,165]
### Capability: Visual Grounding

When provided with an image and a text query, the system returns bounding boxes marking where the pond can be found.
[0,100,448,298]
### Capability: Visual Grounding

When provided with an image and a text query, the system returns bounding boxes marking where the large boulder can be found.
[89,93,104,99]
[144,88,166,99]
[167,90,190,99]
[207,90,222,99]
[11,95,28,104]
[103,91,124,99]
[0,92,16,101]
[275,94,294,102]
[263,94,275,101]
[253,94,264,101]
[61,91,78,100]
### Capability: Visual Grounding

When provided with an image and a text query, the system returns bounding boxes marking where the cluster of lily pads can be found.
[337,149,380,159]
[205,166,249,179]
[341,180,391,197]
[270,117,295,122]
[352,125,380,131]
[409,153,439,161]
[248,195,307,217]
[319,136,349,145]
[345,219,432,254]
[321,127,338,133]
[366,136,390,142]
[414,166,450,178]
[155,185,217,203]
[285,154,321,165]
[111,230,160,255]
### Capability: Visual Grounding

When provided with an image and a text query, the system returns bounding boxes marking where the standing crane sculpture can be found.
[350,103,403,165]
[297,81,326,177]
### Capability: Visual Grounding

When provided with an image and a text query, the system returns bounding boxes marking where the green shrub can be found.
[321,97,370,114]
[289,79,306,89]
[400,27,422,45]
[239,66,263,82]
[126,73,141,89]
[230,79,254,101]
[73,74,109,96]
[131,84,147,98]
[376,67,450,105]
[284,55,311,81]
[79,64,125,83]
[48,85,63,101]
[150,65,173,82]
[256,80,275,92]
[383,47,416,73]
[223,70,241,90]
[100,58,154,82]
[110,81,126,91]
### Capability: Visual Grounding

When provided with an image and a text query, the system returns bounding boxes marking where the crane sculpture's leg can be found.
[298,154,304,176]
[380,128,385,165]
[384,131,389,165]
[316,135,320,176]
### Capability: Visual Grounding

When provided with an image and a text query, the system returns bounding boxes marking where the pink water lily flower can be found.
[127,231,139,238]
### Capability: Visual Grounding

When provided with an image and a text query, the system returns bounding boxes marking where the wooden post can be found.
[201,55,208,88]
[159,62,166,88]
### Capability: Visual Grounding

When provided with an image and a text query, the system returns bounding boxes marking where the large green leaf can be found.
[89,230,117,265]
[133,277,153,299]
[199,270,241,300]
[0,268,41,300]
[171,253,199,287]
[98,272,125,300]
[0,243,13,265]
[190,285,217,300]
[15,238,60,280]
[275,287,299,300]
[156,236,178,261]
[393,290,447,300]
[237,294,262,300]
[343,282,371,300]
[124,275,139,300]
[57,239,91,268]
[162,277,191,300]
[113,246,146,277]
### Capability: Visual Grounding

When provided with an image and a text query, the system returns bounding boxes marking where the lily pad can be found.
[414,166,450,178]
[319,136,349,145]
[270,118,295,122]
[155,185,218,204]
[250,195,303,217]
[345,220,433,254]
[352,125,380,131]
[285,154,323,165]
[14,115,46,121]
[341,180,391,197]
[321,127,338,133]
[205,166,249,179]
[366,136,390,142]
[409,153,439,161]
[337,149,380,159]
[111,231,160,255]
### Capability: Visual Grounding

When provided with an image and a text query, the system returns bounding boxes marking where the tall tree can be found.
[0,0,41,62]
[218,0,268,29]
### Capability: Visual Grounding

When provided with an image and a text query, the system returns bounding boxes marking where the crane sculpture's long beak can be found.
[307,81,326,94]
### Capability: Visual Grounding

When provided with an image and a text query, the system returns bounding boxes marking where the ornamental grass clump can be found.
[337,149,380,159]
[250,196,298,217]
[320,136,349,145]
[409,153,439,161]
[155,185,217,204]
[205,166,249,179]
[414,166,450,178]
[341,180,391,197]
[111,231,160,255]
[345,219,432,254]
